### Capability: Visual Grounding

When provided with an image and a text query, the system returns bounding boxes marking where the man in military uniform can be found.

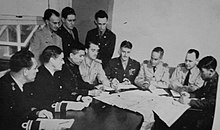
[0,50,53,130]
[79,41,110,87]
[135,47,170,91]
[31,46,66,110]
[56,7,82,59]
[176,56,218,130]
[170,49,204,93]
[85,10,116,69]
[105,40,140,85]
[58,44,102,97]
[29,9,62,64]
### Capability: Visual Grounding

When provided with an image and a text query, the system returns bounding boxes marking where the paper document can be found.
[37,118,75,129]
[152,97,190,127]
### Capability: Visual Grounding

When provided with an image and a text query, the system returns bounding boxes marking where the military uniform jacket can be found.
[170,63,204,92]
[85,28,116,68]
[56,25,81,58]
[189,72,218,117]
[135,60,169,88]
[31,65,65,110]
[105,57,140,85]
[29,26,62,63]
[57,59,95,96]
[0,73,38,130]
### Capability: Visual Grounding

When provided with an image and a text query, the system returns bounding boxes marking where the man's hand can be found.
[37,110,53,119]
[111,78,120,90]
[122,78,131,85]
[179,92,191,104]
[81,96,93,103]
[88,89,102,97]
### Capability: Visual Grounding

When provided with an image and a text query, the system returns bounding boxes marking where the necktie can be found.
[70,31,75,40]
[183,70,191,85]
[153,66,156,73]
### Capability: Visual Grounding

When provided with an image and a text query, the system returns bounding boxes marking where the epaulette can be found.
[143,60,149,64]
[162,63,168,67]
[95,59,102,63]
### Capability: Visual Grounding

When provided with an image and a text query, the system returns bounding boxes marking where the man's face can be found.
[200,68,212,80]
[96,17,108,33]
[150,51,161,67]
[62,14,76,30]
[185,53,197,70]
[86,43,99,60]
[47,14,60,32]
[25,58,38,82]
[120,47,131,62]
[70,50,85,65]
[51,52,64,71]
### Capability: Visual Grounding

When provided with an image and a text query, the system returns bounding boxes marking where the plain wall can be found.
[112,0,220,72]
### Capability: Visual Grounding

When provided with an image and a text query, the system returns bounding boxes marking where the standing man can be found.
[170,49,204,93]
[177,56,218,130]
[0,50,53,130]
[85,10,116,69]
[56,7,82,59]
[58,44,102,97]
[29,9,62,63]
[79,41,110,87]
[135,47,170,91]
[105,40,140,85]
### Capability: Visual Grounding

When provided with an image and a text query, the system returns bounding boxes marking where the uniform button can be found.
[68,44,70,46]
[10,106,13,109]
[60,86,62,89]
[124,74,126,76]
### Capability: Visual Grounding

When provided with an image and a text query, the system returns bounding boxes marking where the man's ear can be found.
[94,20,97,26]
[85,49,88,54]
[23,68,28,76]
[61,18,65,23]
[209,68,215,74]
[118,48,121,55]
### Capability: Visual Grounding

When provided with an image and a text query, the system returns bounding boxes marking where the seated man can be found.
[177,56,218,130]
[79,41,110,87]
[58,44,102,97]
[170,49,204,93]
[0,50,52,130]
[105,40,140,85]
[135,47,169,91]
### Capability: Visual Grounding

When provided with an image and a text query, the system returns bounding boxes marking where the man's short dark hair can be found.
[61,7,76,19]
[67,44,85,56]
[152,47,164,58]
[40,46,63,64]
[43,9,60,21]
[10,50,34,72]
[95,10,108,20]
[197,56,217,71]
[187,49,199,59]
[120,40,133,49]
[85,41,99,49]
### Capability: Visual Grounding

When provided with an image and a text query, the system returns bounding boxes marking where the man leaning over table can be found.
[170,49,204,93]
[135,47,170,91]
[79,41,111,88]
[0,50,53,130]
[177,56,218,130]
[105,40,140,86]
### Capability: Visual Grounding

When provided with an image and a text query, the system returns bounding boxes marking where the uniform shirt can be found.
[79,56,110,86]
[105,57,140,85]
[56,25,81,58]
[135,60,169,89]
[0,73,38,130]
[170,63,204,92]
[29,26,62,63]
[85,28,116,69]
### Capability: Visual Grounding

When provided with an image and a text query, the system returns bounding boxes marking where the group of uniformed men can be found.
[0,6,218,130]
